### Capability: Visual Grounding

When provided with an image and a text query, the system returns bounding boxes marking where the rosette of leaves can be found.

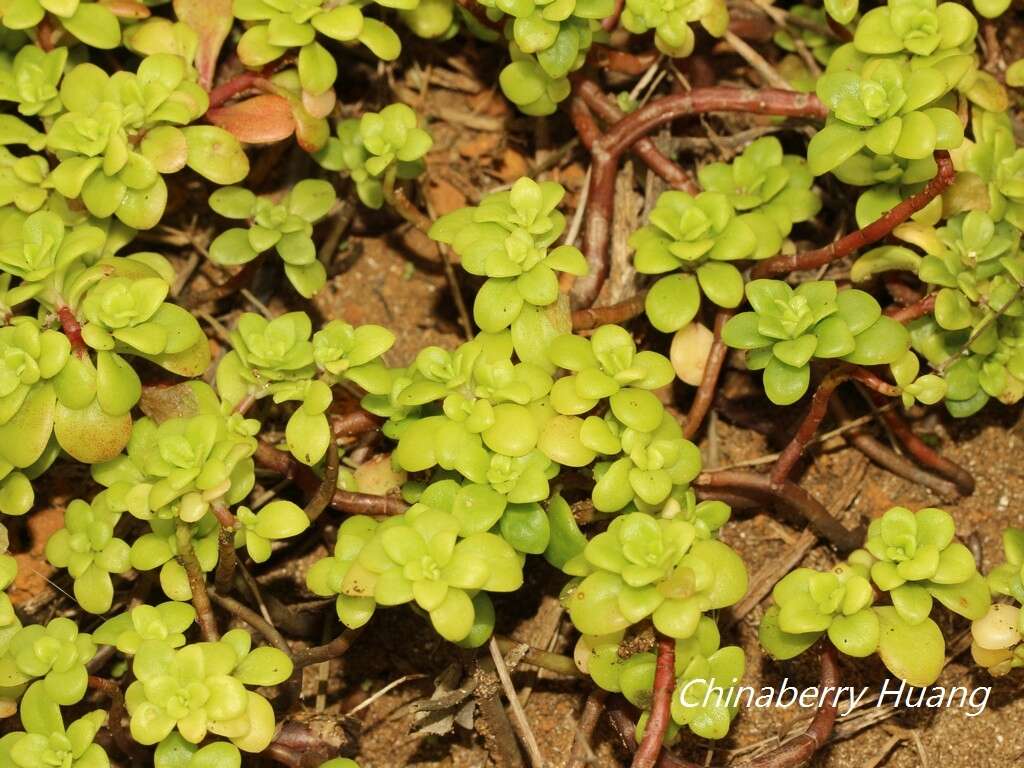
[234,500,310,563]
[563,513,748,638]
[0,684,108,768]
[497,42,573,116]
[130,514,220,601]
[774,5,837,65]
[479,0,606,113]
[126,629,293,751]
[0,317,72,515]
[306,516,380,629]
[807,45,964,176]
[853,0,977,57]
[90,405,258,523]
[582,409,702,513]
[0,0,122,49]
[630,190,784,333]
[697,137,821,238]
[0,45,66,117]
[155,733,242,768]
[722,280,912,405]
[859,506,990,625]
[311,497,524,643]
[45,56,248,230]
[35,254,211,463]
[234,0,402,96]
[0,211,105,310]
[208,182,333,299]
[921,211,1024,332]
[547,325,674,412]
[0,150,51,213]
[429,177,588,333]
[94,601,197,655]
[44,492,131,614]
[759,561,878,660]
[217,312,393,466]
[958,111,1024,232]
[0,618,96,706]
[209,179,337,297]
[314,103,432,209]
[621,0,727,58]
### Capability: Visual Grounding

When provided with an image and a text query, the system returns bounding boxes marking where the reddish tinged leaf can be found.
[100,0,151,19]
[174,0,233,90]
[207,95,296,144]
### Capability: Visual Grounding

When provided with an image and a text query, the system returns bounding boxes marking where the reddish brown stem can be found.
[305,440,339,523]
[771,365,901,485]
[886,292,937,323]
[568,689,609,768]
[207,70,278,108]
[609,644,840,768]
[575,78,699,193]
[753,152,955,278]
[330,409,383,437]
[572,291,649,330]
[696,470,863,552]
[632,634,675,768]
[176,521,219,641]
[575,87,826,307]
[683,309,733,440]
[870,395,975,495]
[292,628,363,668]
[36,14,55,51]
[253,441,409,516]
[58,305,87,358]
[827,15,854,43]
[88,676,135,759]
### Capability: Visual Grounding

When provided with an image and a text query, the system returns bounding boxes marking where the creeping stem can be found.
[683,308,734,440]
[752,151,955,278]
[175,521,220,641]
[573,86,827,307]
[631,633,676,768]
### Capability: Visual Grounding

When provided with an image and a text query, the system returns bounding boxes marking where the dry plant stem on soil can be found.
[683,308,733,440]
[867,392,976,495]
[291,627,363,668]
[176,520,220,640]
[184,255,265,307]
[696,470,863,552]
[568,688,608,768]
[632,633,676,768]
[829,398,960,498]
[608,644,839,768]
[770,365,901,486]
[753,151,955,278]
[574,86,828,307]
[88,676,136,760]
[473,652,527,768]
[493,636,582,676]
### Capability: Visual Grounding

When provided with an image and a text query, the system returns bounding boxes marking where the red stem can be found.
[88,677,135,759]
[870,394,975,495]
[588,44,658,75]
[886,292,937,323]
[574,87,826,307]
[752,152,955,279]
[571,291,648,330]
[631,633,676,768]
[574,78,699,193]
[771,365,901,485]
[683,308,733,440]
[58,306,87,358]
[609,644,840,768]
[696,470,864,552]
